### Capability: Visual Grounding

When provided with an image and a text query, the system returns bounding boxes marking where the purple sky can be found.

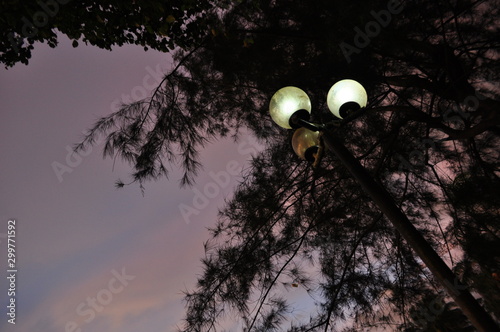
[0,36,280,332]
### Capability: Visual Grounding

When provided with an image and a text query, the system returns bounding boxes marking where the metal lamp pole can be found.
[269,82,499,332]
[295,118,499,332]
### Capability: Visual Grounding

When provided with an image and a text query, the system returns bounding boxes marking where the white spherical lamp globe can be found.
[327,79,367,119]
[269,86,312,129]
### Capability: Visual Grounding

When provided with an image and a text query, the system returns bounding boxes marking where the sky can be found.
[0,36,272,332]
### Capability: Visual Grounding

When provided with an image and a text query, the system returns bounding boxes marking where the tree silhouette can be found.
[73,0,499,330]
[404,291,475,331]
[0,0,216,67]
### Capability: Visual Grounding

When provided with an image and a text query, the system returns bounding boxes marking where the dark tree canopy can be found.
[71,0,500,330]
[0,0,218,67]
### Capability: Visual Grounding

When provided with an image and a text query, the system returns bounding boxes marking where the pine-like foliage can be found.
[75,0,499,330]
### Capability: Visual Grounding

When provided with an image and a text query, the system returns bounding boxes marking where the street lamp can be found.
[269,86,312,129]
[269,80,499,332]
[327,79,368,119]
[291,127,320,162]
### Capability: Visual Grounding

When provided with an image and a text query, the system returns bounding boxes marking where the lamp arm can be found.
[290,115,325,132]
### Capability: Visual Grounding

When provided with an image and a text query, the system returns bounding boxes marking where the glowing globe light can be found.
[327,79,367,119]
[269,86,312,129]
[292,127,320,161]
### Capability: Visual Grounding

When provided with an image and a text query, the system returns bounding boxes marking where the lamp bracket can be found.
[290,115,325,132]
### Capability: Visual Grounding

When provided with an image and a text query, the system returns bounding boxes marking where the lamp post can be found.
[269,80,499,332]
